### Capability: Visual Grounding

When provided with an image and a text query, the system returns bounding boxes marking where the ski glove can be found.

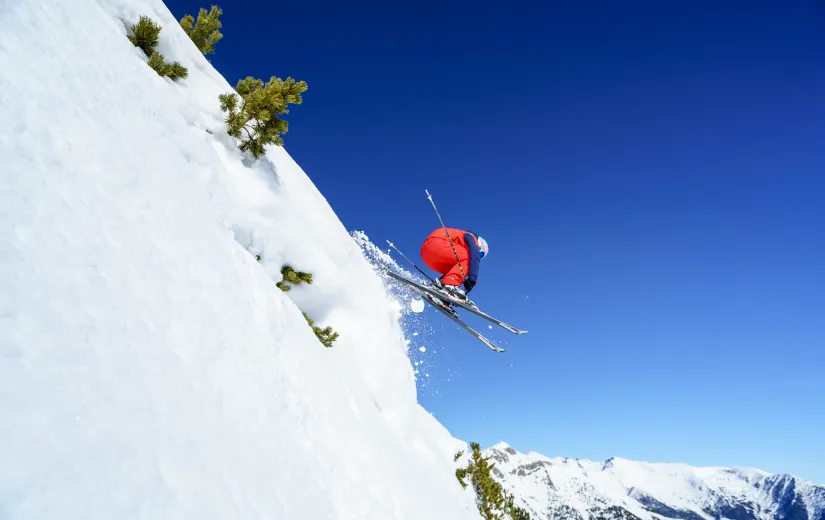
[463,278,476,293]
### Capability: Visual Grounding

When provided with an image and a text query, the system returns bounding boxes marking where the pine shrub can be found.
[164,61,189,80]
[148,52,167,76]
[303,313,339,348]
[276,266,313,292]
[455,443,532,520]
[128,16,188,81]
[128,16,161,56]
[218,76,307,158]
[274,266,337,347]
[505,496,531,520]
[180,5,223,55]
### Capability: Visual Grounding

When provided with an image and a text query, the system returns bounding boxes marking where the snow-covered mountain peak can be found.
[490,440,519,455]
[483,444,824,520]
[600,456,624,471]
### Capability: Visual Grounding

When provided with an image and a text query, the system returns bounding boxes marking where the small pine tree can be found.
[455,443,532,520]
[505,495,531,520]
[180,5,223,55]
[146,51,189,80]
[273,265,337,347]
[128,15,161,56]
[218,76,307,158]
[129,16,188,81]
[303,312,339,348]
[148,52,167,76]
[456,466,470,488]
[164,61,189,80]
[276,265,313,292]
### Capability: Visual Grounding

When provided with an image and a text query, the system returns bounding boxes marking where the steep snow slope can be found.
[0,0,480,518]
[483,443,825,520]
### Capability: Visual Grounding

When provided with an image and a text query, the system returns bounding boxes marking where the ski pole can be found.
[424,189,466,281]
[386,240,436,284]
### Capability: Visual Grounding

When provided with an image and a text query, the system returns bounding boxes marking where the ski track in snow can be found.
[0,0,481,518]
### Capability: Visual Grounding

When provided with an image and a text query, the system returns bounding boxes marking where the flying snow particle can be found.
[411,299,425,313]
[419,346,426,353]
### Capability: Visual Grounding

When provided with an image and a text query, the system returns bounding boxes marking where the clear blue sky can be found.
[163,0,825,483]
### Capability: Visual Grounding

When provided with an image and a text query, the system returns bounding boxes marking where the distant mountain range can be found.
[483,442,824,520]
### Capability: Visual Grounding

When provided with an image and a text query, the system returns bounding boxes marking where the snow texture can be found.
[350,230,452,393]
[0,0,480,518]
[411,299,425,313]
[479,443,825,520]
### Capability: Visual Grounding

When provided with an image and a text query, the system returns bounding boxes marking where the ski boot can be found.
[431,278,475,307]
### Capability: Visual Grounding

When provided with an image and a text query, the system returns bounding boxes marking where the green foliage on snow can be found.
[275,266,337,347]
[147,52,166,75]
[506,497,531,520]
[276,265,313,292]
[303,312,339,348]
[219,75,307,158]
[164,60,189,80]
[147,52,188,80]
[455,443,532,520]
[180,5,224,55]
[128,16,161,56]
[128,16,188,81]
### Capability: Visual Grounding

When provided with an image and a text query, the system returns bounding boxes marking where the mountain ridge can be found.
[483,443,824,520]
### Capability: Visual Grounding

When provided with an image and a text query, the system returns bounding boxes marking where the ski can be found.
[382,268,528,335]
[405,283,506,353]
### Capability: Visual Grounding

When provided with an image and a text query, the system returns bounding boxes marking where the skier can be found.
[420,227,489,301]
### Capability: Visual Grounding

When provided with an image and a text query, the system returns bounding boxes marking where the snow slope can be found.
[0,0,480,518]
[482,443,825,520]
